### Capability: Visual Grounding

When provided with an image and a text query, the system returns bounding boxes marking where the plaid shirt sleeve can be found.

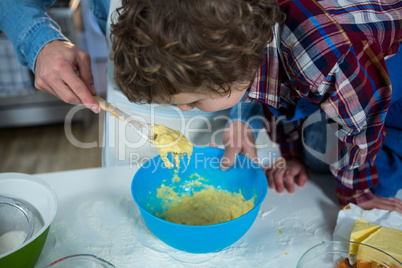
[262,102,303,160]
[320,41,393,206]
[269,0,402,206]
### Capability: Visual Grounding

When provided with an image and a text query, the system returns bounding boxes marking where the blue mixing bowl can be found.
[131,147,268,253]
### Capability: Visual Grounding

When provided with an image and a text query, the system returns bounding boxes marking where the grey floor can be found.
[0,113,103,174]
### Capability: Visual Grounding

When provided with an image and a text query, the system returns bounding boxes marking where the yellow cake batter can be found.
[155,173,255,225]
[151,124,193,169]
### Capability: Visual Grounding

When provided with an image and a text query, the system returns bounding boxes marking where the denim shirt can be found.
[0,0,110,72]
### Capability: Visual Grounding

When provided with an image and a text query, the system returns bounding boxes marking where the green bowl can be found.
[0,173,58,268]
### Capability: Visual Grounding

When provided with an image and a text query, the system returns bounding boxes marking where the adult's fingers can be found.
[49,78,81,104]
[75,50,96,95]
[61,67,99,112]
[34,40,99,113]
[34,77,59,99]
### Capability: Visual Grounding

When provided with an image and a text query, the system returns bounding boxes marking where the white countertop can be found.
[33,166,343,267]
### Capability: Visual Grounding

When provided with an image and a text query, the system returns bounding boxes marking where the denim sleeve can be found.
[87,0,110,35]
[227,95,266,138]
[0,0,68,71]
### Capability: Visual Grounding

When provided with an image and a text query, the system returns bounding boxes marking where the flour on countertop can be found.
[258,207,276,219]
[38,196,270,267]
[37,196,332,268]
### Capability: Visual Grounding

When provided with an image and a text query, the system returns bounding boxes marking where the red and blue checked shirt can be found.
[246,0,402,205]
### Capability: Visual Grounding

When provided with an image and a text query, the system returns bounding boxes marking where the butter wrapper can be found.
[333,203,402,241]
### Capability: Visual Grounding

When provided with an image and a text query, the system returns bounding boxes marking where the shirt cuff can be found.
[226,97,265,138]
[21,18,69,71]
[335,183,375,206]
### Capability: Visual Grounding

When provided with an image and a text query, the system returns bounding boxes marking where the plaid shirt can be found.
[247,0,402,205]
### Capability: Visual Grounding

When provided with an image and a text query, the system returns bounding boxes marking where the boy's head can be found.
[111,0,284,106]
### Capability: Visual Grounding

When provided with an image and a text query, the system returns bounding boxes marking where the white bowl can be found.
[0,173,58,268]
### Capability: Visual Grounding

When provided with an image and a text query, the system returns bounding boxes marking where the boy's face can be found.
[170,81,250,112]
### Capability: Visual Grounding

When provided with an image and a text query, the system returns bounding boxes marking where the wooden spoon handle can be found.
[93,96,129,122]
[93,95,155,140]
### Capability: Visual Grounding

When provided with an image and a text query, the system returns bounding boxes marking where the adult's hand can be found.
[220,120,258,170]
[34,40,99,113]
[357,194,402,213]
[265,157,308,194]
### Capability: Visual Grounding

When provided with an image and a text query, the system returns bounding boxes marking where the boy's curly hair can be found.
[111,0,285,104]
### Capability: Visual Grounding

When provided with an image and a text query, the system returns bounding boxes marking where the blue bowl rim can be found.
[131,147,268,228]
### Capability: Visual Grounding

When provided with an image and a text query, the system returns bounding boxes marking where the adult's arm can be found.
[0,0,99,112]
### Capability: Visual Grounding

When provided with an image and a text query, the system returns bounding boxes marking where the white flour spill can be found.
[259,207,276,219]
[38,196,332,267]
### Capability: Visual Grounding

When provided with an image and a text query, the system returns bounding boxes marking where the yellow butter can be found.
[151,124,193,169]
[349,220,402,263]
[349,220,381,254]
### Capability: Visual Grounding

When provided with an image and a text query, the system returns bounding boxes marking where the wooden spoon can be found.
[93,96,156,141]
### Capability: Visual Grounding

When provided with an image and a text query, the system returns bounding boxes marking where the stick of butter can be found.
[349,220,402,263]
